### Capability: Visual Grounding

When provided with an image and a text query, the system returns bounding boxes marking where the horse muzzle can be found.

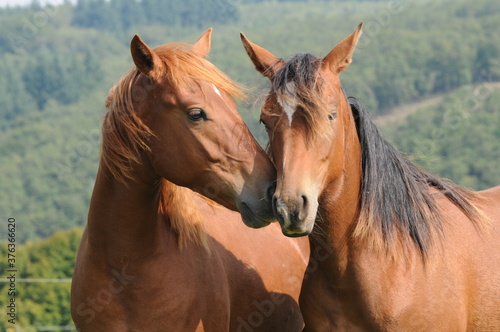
[273,195,316,237]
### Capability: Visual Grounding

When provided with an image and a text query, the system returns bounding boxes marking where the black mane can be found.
[273,53,320,94]
[270,53,330,139]
[349,98,484,257]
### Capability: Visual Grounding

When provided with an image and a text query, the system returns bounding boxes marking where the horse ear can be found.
[130,34,164,77]
[240,32,283,79]
[323,22,363,73]
[192,28,212,58]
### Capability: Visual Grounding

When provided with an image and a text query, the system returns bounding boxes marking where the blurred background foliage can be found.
[0,0,499,328]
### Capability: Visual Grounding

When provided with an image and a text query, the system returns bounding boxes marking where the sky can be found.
[0,0,31,6]
[0,0,68,7]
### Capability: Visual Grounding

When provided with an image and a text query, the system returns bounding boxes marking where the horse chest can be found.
[301,250,471,332]
[72,248,232,331]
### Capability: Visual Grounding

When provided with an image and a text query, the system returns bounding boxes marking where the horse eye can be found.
[328,112,337,121]
[187,108,207,122]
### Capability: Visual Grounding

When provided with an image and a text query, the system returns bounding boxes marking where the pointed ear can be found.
[323,22,363,73]
[240,32,283,79]
[192,28,212,58]
[130,34,164,77]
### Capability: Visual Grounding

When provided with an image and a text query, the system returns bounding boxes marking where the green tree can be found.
[474,42,500,81]
[22,47,103,110]
[72,0,113,30]
[0,58,37,123]
[110,0,145,30]
[0,228,82,330]
[22,49,63,110]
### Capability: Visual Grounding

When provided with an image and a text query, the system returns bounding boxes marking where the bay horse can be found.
[241,24,500,331]
[71,29,309,331]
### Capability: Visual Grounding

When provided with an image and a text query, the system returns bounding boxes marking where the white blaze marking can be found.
[277,82,297,126]
[212,84,222,97]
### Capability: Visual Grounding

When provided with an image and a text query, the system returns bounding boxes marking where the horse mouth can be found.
[281,228,311,237]
[280,219,314,237]
[238,202,272,228]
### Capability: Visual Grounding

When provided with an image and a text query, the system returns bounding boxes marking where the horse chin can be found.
[282,230,310,237]
[280,220,314,237]
[238,202,273,228]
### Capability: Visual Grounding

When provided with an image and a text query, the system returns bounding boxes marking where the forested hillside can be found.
[381,84,500,190]
[0,0,499,245]
[0,0,499,329]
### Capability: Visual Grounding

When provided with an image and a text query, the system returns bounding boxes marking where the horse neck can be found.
[315,99,362,273]
[86,159,166,267]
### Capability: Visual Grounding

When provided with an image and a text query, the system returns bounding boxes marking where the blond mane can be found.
[159,180,217,250]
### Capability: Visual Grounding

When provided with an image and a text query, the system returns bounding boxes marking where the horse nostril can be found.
[273,196,288,221]
[301,195,308,209]
[299,194,309,221]
[272,194,278,216]
[274,198,289,224]
[267,182,277,202]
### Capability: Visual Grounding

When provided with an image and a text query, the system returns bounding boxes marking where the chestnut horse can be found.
[241,24,500,331]
[71,29,309,331]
